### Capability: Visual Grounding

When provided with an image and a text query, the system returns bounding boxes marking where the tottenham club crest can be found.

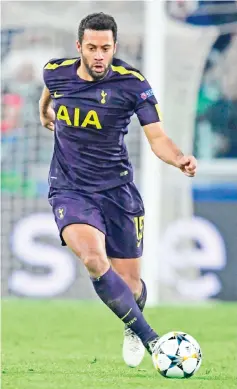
[96,89,111,104]
[56,206,66,219]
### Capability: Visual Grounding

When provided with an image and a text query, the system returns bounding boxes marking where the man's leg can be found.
[62,224,158,349]
[102,182,154,367]
[111,257,148,367]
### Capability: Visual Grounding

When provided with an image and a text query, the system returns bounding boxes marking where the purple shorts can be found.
[48,182,145,258]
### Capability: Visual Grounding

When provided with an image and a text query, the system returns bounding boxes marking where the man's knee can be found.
[62,224,109,277]
[83,249,108,275]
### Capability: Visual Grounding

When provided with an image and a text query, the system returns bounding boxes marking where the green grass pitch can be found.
[2,300,237,389]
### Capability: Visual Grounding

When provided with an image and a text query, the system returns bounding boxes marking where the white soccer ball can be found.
[152,331,202,378]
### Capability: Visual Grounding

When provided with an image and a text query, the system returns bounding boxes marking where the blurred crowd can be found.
[1,1,237,301]
[1,1,237,198]
[194,33,237,159]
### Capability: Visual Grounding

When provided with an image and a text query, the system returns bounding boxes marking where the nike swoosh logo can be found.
[54,92,64,98]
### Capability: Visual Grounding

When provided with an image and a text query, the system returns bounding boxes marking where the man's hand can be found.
[40,106,55,132]
[176,155,197,177]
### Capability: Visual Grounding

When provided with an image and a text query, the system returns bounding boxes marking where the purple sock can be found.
[92,267,158,346]
[136,279,147,312]
[125,278,147,330]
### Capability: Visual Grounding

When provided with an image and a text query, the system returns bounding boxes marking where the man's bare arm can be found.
[39,86,55,131]
[143,122,197,177]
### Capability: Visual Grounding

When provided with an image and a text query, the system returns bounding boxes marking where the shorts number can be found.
[134,216,144,247]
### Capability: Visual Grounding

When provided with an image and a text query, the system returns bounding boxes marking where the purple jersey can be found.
[43,57,161,192]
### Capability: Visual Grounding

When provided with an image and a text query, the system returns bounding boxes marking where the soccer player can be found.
[39,12,197,368]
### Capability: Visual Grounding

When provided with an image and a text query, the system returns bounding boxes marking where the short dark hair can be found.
[78,12,117,44]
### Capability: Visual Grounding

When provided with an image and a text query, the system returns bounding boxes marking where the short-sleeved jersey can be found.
[43,57,161,192]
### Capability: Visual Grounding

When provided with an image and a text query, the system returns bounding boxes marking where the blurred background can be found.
[1,0,237,304]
